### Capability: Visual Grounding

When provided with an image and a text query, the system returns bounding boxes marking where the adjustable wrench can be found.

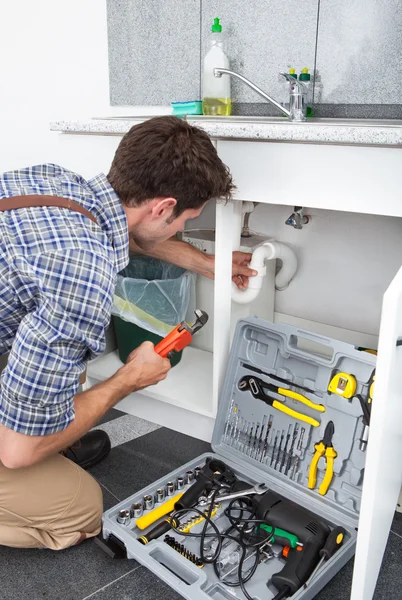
[216,482,269,502]
[155,309,208,358]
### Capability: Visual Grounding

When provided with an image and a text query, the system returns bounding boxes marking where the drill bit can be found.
[270,430,278,467]
[256,416,268,460]
[230,405,240,447]
[223,397,235,443]
[247,423,255,455]
[275,430,285,470]
[297,427,306,452]
[285,423,299,476]
[261,415,273,463]
[280,424,292,472]
[241,421,249,454]
[252,422,260,458]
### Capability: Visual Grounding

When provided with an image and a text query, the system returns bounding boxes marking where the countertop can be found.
[50,115,402,147]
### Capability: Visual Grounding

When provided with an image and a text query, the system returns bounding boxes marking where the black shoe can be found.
[61,430,111,470]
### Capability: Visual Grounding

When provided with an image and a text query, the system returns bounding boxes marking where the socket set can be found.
[101,317,376,600]
[115,469,202,528]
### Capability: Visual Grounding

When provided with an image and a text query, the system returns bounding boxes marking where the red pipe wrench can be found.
[154,309,209,359]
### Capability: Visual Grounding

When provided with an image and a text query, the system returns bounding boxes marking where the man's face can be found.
[130,202,206,251]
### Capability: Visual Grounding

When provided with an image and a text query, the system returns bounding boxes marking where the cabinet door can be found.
[351,266,402,599]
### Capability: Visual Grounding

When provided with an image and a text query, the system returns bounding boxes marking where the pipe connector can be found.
[231,241,297,304]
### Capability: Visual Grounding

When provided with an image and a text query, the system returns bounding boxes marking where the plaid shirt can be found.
[0,164,129,436]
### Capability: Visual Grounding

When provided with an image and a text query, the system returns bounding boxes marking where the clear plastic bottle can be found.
[202,18,231,116]
[299,68,313,117]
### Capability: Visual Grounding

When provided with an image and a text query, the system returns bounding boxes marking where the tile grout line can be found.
[312,0,321,105]
[390,529,402,541]
[80,565,141,600]
[98,481,121,503]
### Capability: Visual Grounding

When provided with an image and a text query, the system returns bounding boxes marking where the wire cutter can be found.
[154,309,208,359]
[238,376,324,428]
[308,421,337,496]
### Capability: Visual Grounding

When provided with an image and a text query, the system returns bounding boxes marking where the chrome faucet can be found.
[213,68,307,122]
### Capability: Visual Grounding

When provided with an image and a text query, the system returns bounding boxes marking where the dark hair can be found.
[107,116,234,216]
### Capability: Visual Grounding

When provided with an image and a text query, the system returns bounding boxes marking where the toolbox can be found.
[100,317,376,600]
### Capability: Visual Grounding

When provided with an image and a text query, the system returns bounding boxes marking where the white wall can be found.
[0,0,113,171]
[247,204,402,340]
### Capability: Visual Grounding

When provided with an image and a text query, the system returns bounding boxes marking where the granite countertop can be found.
[50,116,402,147]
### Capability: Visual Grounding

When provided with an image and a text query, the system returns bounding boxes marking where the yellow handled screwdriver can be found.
[238,376,323,428]
[136,492,184,530]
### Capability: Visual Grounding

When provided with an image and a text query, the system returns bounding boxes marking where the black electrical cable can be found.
[171,493,275,599]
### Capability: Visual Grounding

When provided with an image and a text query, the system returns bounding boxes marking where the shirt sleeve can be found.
[0,249,115,436]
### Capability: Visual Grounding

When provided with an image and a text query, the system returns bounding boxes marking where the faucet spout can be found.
[213,68,290,117]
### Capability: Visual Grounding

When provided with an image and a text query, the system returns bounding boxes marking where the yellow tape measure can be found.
[328,372,357,399]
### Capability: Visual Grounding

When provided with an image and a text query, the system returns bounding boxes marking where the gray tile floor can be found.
[0,410,401,600]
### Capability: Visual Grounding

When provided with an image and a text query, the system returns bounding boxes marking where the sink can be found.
[93,115,402,128]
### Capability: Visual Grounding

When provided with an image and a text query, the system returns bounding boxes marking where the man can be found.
[0,116,256,550]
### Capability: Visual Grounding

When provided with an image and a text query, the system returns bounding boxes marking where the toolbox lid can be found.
[211,316,376,521]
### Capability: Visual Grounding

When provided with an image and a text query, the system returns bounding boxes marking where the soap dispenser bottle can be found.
[299,68,313,117]
[202,17,231,116]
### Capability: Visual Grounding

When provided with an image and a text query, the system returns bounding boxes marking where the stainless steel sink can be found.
[93,115,402,128]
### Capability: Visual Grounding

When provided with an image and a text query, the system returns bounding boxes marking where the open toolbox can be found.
[100,317,376,600]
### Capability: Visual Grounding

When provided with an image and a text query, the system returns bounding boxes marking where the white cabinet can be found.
[217,140,402,217]
[213,139,402,600]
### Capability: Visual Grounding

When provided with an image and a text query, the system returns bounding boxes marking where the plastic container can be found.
[112,256,195,368]
[171,101,203,116]
[299,68,313,117]
[202,18,231,116]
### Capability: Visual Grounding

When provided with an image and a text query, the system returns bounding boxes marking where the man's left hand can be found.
[231,251,257,289]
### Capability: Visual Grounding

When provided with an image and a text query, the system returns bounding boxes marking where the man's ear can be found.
[151,197,177,219]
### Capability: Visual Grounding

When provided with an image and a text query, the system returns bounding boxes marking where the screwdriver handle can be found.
[136,492,184,530]
[320,526,346,559]
[304,525,346,588]
[138,517,177,545]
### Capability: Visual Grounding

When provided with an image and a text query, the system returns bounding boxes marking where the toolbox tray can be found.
[102,317,376,600]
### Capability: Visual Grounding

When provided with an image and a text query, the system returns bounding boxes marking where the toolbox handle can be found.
[148,543,209,594]
[286,330,339,363]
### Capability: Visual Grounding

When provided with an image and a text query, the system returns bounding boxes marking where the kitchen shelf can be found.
[88,346,214,417]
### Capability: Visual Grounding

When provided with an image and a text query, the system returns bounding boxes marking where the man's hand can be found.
[231,251,256,289]
[205,251,257,289]
[118,341,171,393]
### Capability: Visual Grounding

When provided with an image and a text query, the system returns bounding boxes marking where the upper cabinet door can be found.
[217,140,402,218]
[351,265,402,599]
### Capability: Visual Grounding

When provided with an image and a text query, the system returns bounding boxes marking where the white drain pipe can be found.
[232,241,297,304]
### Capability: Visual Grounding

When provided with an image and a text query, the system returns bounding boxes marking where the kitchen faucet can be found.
[213,68,307,122]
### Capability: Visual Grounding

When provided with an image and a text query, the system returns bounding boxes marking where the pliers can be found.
[308,421,337,496]
[238,376,325,428]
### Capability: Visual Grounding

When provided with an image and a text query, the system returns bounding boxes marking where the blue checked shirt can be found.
[0,164,129,436]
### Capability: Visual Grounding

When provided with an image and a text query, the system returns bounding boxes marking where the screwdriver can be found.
[303,526,346,588]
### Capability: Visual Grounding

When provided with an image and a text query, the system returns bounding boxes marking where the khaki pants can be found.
[0,453,103,550]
